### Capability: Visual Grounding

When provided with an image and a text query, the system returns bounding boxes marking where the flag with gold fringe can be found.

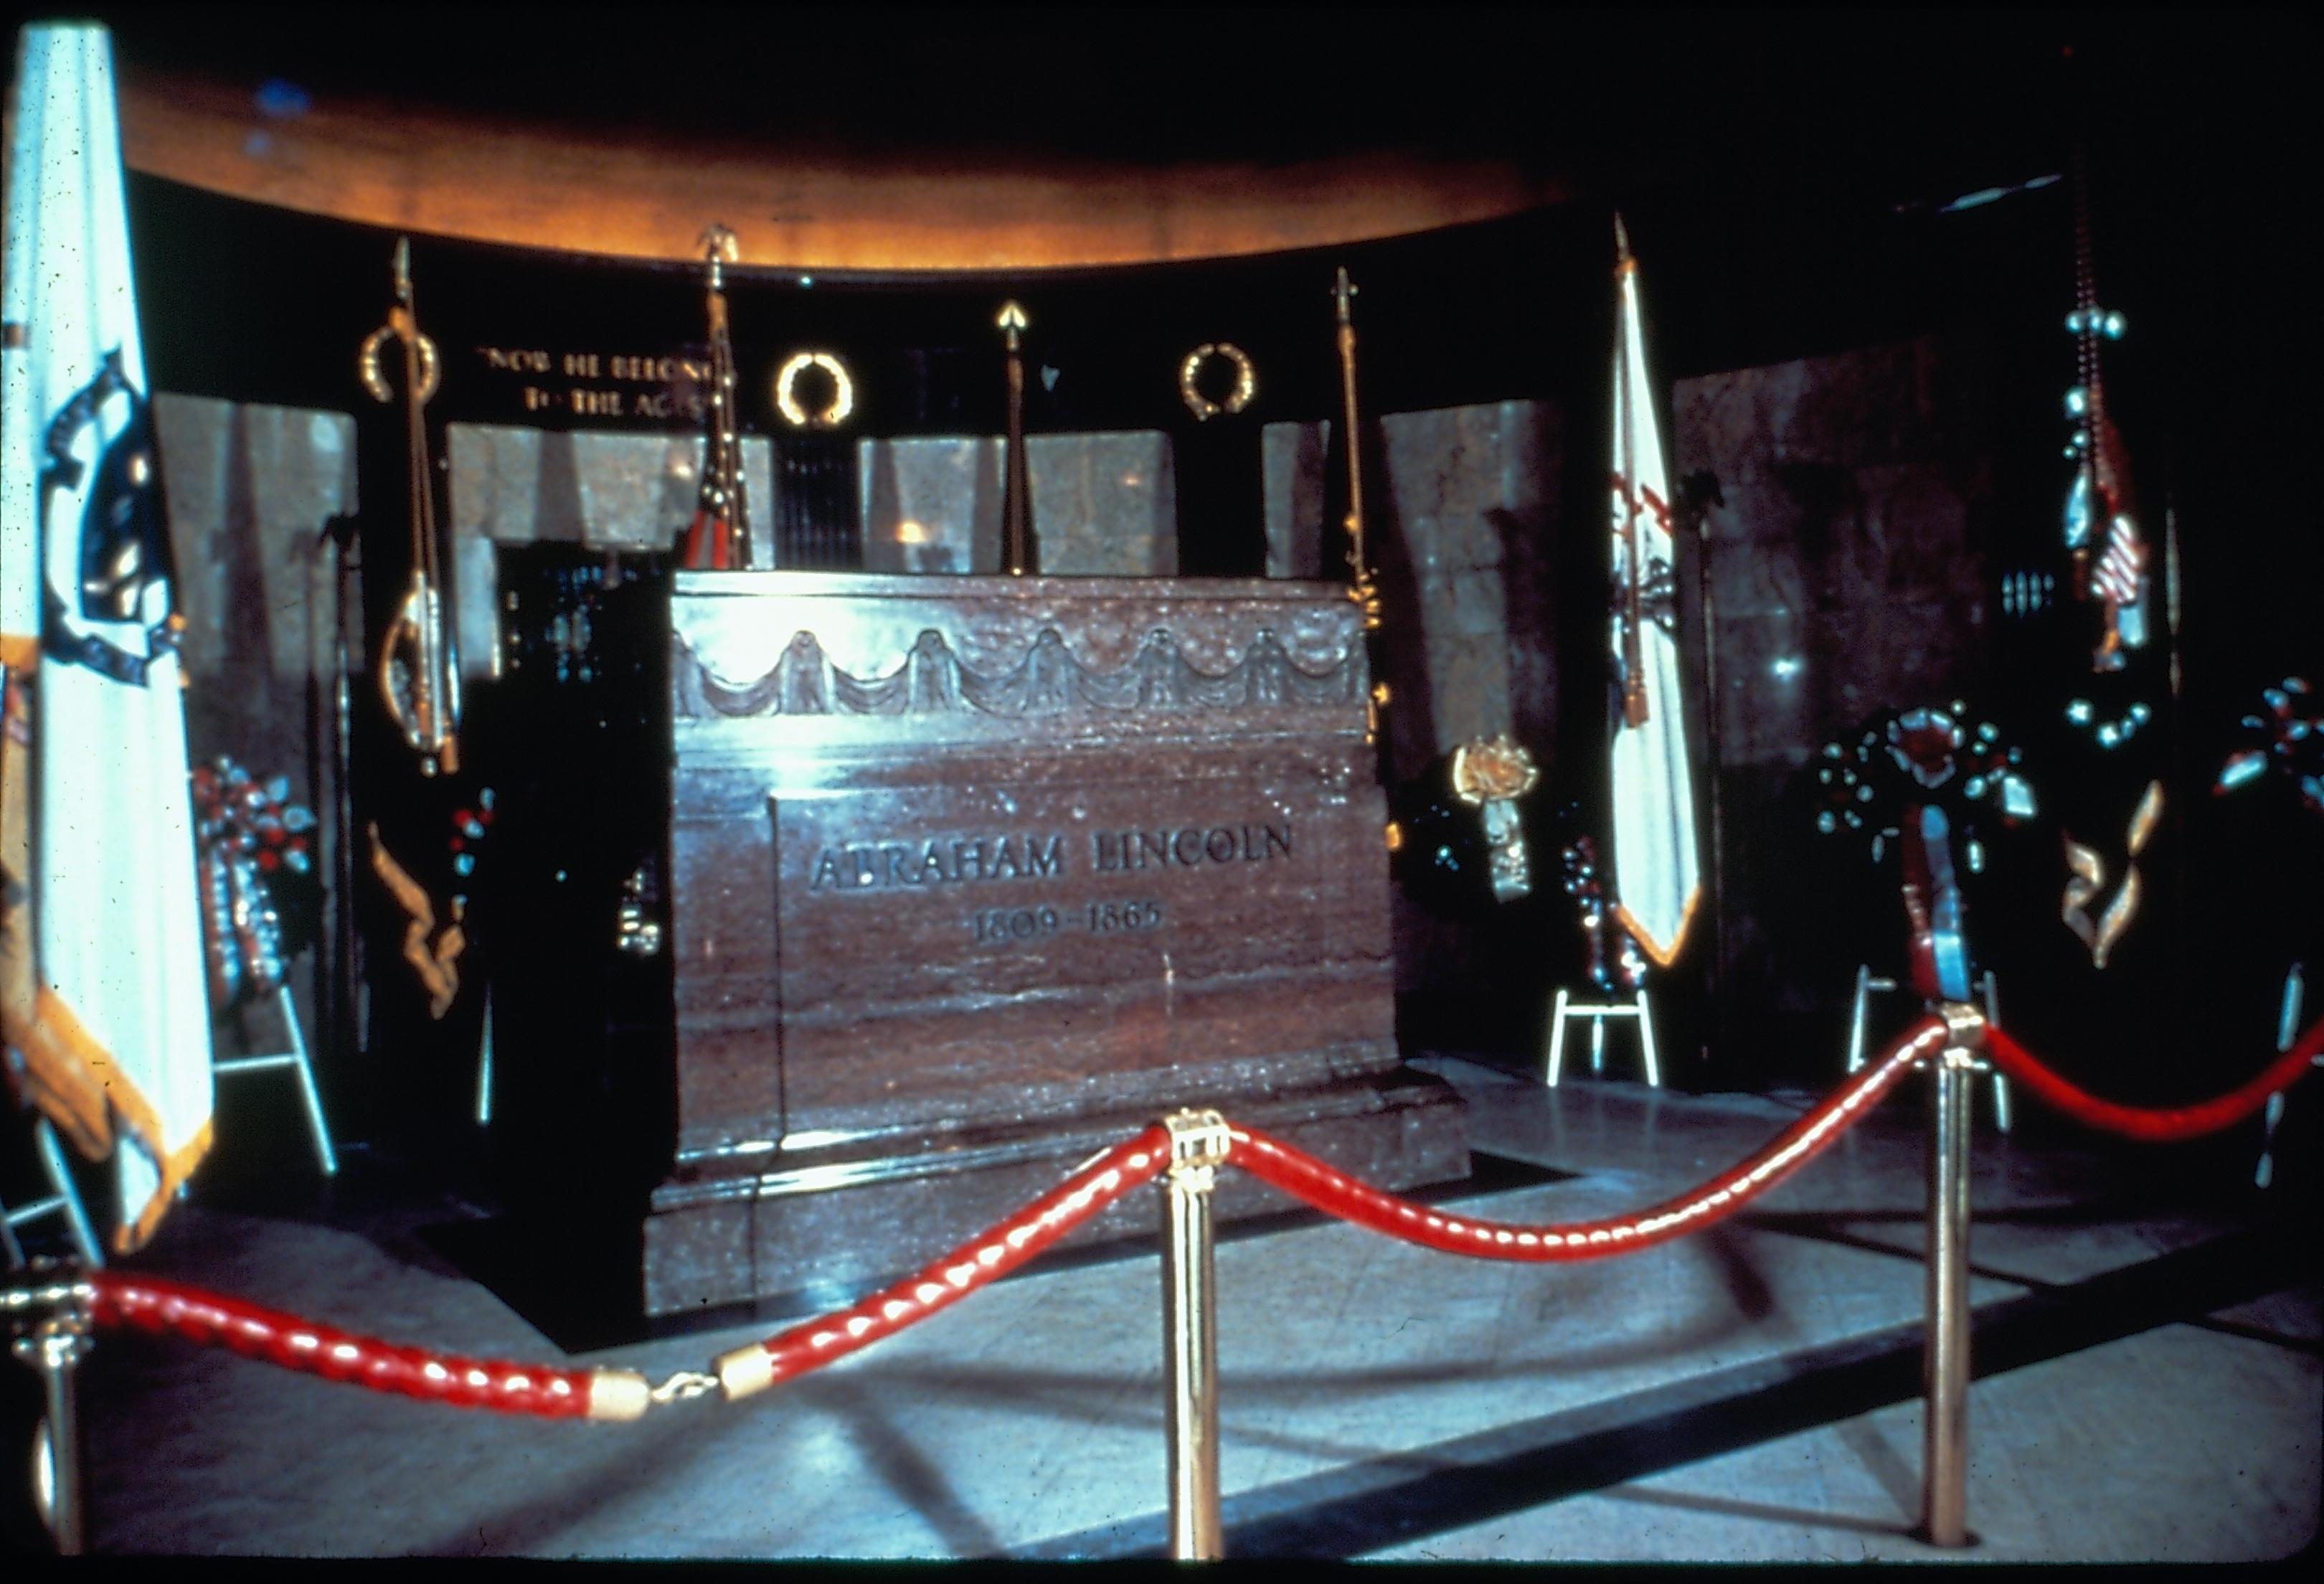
[1,22,214,1253]
[1605,217,1703,969]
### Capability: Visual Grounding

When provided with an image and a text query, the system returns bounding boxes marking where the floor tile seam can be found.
[1717,1208,2281,1299]
[998,1227,2300,1561]
[2173,1310,2324,1359]
[1003,1321,1939,1560]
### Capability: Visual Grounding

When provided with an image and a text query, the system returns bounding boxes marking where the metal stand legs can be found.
[1544,986,1662,1088]
[3,1120,103,1270]
[1853,966,2011,1133]
[2257,963,2309,1189]
[214,981,338,1177]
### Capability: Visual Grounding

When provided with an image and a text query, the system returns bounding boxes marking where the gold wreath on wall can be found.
[773,351,856,429]
[1178,341,1256,420]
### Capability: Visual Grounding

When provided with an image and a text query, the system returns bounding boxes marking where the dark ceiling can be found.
[95,6,2238,202]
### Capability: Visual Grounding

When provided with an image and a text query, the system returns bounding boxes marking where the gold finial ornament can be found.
[699,223,740,286]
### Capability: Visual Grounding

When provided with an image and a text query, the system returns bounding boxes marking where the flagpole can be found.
[999,301,1034,575]
[1694,489,1728,1083]
[1614,216,1648,732]
[1331,267,1391,765]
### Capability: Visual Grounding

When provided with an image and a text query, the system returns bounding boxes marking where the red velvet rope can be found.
[1983,1015,2324,1141]
[66,1013,2018,1416]
[86,1271,617,1419]
[715,1123,1173,1397]
[1227,1017,1952,1260]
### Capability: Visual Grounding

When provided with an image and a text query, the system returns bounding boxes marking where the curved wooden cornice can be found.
[114,67,1566,273]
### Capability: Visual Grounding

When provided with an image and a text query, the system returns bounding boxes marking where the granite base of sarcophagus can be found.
[646,571,1468,1316]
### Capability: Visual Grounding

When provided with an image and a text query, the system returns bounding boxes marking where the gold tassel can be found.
[367,821,461,1019]
[2061,779,2165,970]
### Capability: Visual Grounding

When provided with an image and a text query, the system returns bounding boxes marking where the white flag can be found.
[1606,222,1703,968]
[1,23,213,1252]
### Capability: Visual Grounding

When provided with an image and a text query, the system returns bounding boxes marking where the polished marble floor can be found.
[15,1049,2320,1561]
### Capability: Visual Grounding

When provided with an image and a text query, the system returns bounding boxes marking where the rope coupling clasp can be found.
[1162,1108,1232,1196]
[1936,1000,1990,1073]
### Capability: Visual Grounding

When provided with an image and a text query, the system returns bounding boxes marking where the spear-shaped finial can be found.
[1613,211,1633,268]
[700,223,739,290]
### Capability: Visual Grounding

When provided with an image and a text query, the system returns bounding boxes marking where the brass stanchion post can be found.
[1161,1109,1229,1560]
[8,1268,94,1555]
[1922,1003,1982,1548]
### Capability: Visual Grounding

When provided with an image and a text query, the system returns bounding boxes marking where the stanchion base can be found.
[1912,1524,1982,1550]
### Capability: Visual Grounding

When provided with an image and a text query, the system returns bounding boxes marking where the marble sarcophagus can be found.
[646,571,1468,1316]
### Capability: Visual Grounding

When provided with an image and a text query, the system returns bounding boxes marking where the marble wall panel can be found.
[856,432,1175,578]
[1673,334,1990,773]
[153,394,360,1062]
[1029,431,1176,578]
[449,425,780,686]
[1261,421,1331,581]
[153,394,357,775]
[858,435,998,574]
[1259,401,1564,1012]
[1260,400,1562,778]
[448,425,777,559]
[1671,333,1995,1077]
